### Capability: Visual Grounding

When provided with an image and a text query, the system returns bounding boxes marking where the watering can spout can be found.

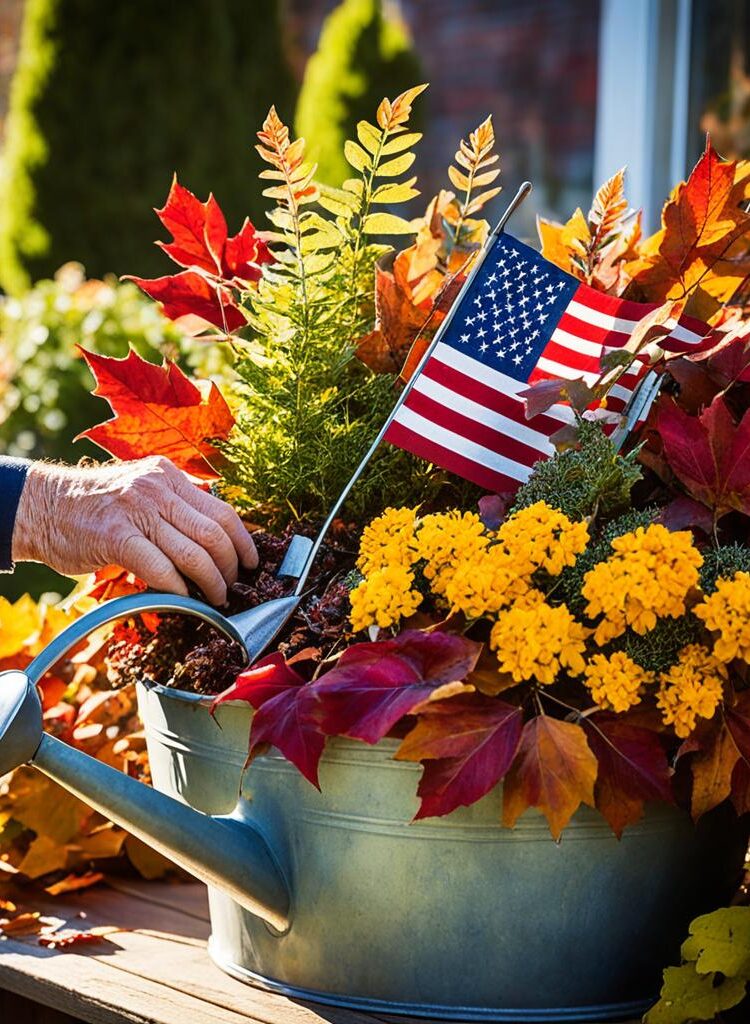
[0,592,294,933]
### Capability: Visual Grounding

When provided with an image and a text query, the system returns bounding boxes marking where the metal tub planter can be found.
[136,681,747,1022]
[0,595,747,1024]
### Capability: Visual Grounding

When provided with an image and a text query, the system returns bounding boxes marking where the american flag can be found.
[385,232,717,493]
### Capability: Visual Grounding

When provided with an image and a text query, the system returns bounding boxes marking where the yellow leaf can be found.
[0,595,41,658]
[18,835,68,879]
[448,166,471,191]
[125,836,174,880]
[537,216,575,273]
[371,178,419,204]
[363,212,416,235]
[381,131,423,156]
[344,140,371,173]
[356,120,381,155]
[375,152,416,177]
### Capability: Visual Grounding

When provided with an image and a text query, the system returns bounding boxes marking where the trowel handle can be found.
[25,593,245,684]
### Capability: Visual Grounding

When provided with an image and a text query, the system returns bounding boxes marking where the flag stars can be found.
[479,341,489,353]
[556,281,566,290]
[459,333,470,344]
[477,327,487,338]
[474,296,483,307]
[546,283,556,295]
[465,316,475,326]
[513,354,524,365]
[476,310,487,321]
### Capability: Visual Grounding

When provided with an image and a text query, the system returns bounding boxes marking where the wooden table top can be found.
[0,878,641,1024]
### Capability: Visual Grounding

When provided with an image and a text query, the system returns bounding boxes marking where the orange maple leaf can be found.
[502,716,598,839]
[626,138,750,317]
[78,347,234,480]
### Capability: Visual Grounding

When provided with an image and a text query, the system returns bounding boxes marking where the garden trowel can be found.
[31,533,315,680]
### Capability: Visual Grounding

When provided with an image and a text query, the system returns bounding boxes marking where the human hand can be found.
[11,456,258,605]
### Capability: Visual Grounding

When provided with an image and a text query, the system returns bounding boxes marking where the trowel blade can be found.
[228,594,302,665]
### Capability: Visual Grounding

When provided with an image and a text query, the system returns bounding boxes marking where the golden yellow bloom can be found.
[349,565,422,632]
[584,651,654,713]
[694,572,750,663]
[490,592,588,684]
[414,511,490,594]
[496,501,590,577]
[656,644,727,738]
[356,506,419,576]
[582,524,702,644]
[444,545,530,618]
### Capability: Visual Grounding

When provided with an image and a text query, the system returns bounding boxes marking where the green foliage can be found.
[511,420,642,523]
[646,907,750,1023]
[0,0,294,293]
[0,264,185,463]
[295,0,421,187]
[701,544,750,592]
[221,94,439,527]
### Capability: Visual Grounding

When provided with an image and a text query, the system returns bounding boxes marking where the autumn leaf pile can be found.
[0,582,176,923]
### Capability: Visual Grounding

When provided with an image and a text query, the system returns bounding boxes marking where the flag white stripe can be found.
[431,343,576,425]
[567,298,706,346]
[411,373,567,451]
[393,405,541,482]
[566,300,640,334]
[549,327,610,359]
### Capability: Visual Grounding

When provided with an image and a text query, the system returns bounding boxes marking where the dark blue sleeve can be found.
[0,457,31,571]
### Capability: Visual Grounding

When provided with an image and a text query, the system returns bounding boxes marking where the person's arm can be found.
[0,457,31,572]
[9,456,258,605]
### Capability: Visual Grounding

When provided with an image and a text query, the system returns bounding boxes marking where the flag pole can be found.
[609,369,664,451]
[294,181,533,596]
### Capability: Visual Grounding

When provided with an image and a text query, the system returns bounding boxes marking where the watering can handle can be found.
[1,594,291,931]
[26,593,244,685]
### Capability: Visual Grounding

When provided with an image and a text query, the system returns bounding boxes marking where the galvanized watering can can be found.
[0,593,748,1023]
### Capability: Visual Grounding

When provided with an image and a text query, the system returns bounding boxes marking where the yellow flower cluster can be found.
[695,572,750,663]
[444,546,530,618]
[414,511,489,594]
[584,651,655,713]
[490,590,588,685]
[582,525,703,644]
[356,506,419,575]
[496,501,590,576]
[656,644,727,738]
[349,565,422,632]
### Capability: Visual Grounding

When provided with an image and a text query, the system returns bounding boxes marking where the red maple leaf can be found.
[396,693,523,819]
[125,270,247,333]
[657,394,750,518]
[249,686,325,789]
[155,177,273,286]
[78,347,234,479]
[210,653,304,711]
[126,178,273,333]
[313,631,482,744]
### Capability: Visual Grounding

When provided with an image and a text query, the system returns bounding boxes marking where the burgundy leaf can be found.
[210,653,305,713]
[249,686,325,789]
[396,693,523,819]
[583,714,674,837]
[313,631,482,744]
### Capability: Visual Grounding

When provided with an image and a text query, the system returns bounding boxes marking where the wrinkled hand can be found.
[12,456,258,605]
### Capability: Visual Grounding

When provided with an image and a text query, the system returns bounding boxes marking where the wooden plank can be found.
[0,880,640,1024]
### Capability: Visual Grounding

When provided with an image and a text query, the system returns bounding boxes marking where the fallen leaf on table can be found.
[0,911,42,936]
[45,871,104,896]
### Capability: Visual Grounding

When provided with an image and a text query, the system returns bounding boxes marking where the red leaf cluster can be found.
[126,178,273,333]
[212,631,677,837]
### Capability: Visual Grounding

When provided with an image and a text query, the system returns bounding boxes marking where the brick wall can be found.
[285,0,601,236]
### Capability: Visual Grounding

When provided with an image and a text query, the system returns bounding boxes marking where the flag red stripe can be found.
[422,356,570,432]
[385,420,520,492]
[403,388,550,470]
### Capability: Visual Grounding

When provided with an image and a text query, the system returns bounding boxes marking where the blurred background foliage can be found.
[294,0,421,186]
